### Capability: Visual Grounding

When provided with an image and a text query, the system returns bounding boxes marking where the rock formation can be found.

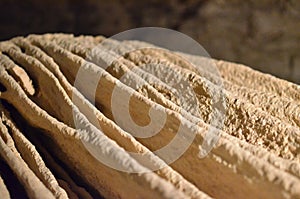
[0,34,299,199]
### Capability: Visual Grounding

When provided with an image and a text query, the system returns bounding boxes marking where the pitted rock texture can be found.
[0,34,299,199]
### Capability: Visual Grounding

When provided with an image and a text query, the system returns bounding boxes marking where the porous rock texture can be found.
[0,34,299,199]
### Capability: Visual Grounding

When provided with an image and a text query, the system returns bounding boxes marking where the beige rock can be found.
[54,36,300,160]
[12,38,208,199]
[0,112,55,199]
[33,35,300,198]
[0,107,68,199]
[0,34,299,199]
[0,174,10,199]
[0,50,187,199]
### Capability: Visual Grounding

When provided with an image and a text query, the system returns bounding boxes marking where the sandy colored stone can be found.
[54,36,300,162]
[0,114,55,199]
[11,38,209,199]
[28,35,300,198]
[0,106,68,199]
[0,174,10,199]
[0,39,189,199]
[0,34,299,199]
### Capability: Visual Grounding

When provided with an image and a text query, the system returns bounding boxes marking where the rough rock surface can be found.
[0,34,299,199]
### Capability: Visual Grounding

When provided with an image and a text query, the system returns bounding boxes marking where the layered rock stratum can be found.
[0,34,299,199]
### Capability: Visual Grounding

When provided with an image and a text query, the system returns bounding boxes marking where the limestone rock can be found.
[0,34,299,199]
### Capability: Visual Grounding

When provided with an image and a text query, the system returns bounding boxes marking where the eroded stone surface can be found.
[0,34,299,199]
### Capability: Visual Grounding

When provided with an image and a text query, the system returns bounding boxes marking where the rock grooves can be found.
[0,34,299,199]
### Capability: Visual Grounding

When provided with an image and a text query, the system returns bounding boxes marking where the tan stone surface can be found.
[0,174,10,199]
[0,34,299,199]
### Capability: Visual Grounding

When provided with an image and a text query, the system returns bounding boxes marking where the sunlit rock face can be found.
[0,34,299,199]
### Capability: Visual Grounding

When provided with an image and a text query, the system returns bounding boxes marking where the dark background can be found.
[0,0,299,83]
